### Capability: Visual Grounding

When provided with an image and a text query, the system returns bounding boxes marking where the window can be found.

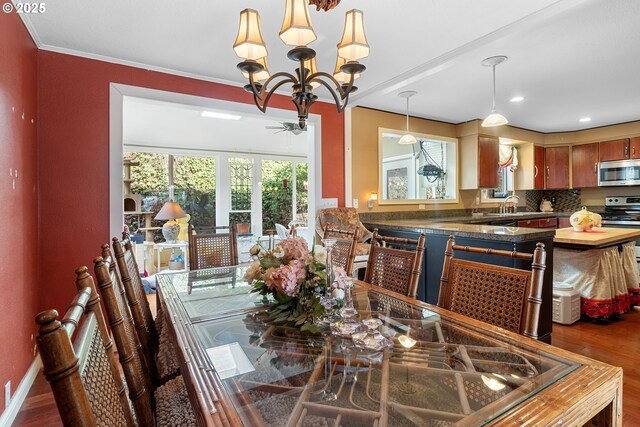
[229,157,253,229]
[173,155,216,228]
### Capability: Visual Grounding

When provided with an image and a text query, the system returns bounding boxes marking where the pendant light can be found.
[481,56,509,128]
[398,91,417,145]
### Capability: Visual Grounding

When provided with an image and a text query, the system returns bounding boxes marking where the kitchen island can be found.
[554,227,640,318]
[363,219,556,342]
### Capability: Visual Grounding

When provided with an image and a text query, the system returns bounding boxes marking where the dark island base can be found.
[366,226,554,344]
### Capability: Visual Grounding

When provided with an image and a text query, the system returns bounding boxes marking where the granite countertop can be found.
[362,217,558,242]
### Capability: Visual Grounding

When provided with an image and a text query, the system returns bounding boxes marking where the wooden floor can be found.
[12,302,640,426]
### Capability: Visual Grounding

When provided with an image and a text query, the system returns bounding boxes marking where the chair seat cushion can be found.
[157,314,181,380]
[155,375,196,427]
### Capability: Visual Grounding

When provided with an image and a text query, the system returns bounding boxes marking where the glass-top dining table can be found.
[156,265,622,427]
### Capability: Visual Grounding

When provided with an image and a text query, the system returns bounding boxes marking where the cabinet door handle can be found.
[546,166,550,181]
[594,162,598,174]
[625,146,629,158]
[534,165,538,178]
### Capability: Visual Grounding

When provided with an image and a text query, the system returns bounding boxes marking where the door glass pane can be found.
[229,157,253,231]
[262,160,293,232]
[173,155,216,228]
[123,151,169,242]
[295,162,308,222]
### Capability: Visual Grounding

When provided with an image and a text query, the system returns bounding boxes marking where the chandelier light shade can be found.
[333,55,360,84]
[241,56,270,81]
[398,91,418,145]
[303,57,320,88]
[235,3,368,127]
[337,9,369,61]
[233,9,268,61]
[279,0,317,47]
[481,55,509,128]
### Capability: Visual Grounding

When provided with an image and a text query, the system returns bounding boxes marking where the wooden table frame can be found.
[157,277,622,427]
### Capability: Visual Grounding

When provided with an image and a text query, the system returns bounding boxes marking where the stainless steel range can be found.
[601,196,640,226]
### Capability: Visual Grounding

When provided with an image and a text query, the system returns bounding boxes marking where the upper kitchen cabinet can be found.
[631,137,640,159]
[599,138,630,161]
[571,143,599,188]
[460,135,499,189]
[515,143,545,190]
[545,146,570,189]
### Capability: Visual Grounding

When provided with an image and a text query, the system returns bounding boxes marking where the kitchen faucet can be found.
[500,194,520,214]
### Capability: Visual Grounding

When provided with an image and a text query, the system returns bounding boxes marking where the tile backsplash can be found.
[525,189,582,213]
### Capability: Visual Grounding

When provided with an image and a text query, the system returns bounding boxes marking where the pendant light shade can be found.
[398,91,417,145]
[333,55,361,84]
[234,9,268,60]
[279,0,317,47]
[481,56,508,128]
[482,112,509,127]
[337,10,369,61]
[241,57,270,81]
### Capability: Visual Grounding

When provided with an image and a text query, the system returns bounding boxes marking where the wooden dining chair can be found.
[36,274,137,426]
[113,235,181,381]
[363,229,426,298]
[323,223,359,275]
[438,235,547,340]
[93,255,196,426]
[188,224,239,270]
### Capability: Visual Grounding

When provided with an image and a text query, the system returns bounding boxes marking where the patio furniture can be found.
[438,235,547,340]
[363,229,426,298]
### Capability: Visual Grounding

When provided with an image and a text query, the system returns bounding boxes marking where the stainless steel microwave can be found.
[599,159,640,186]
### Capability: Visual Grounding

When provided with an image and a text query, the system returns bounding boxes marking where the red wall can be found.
[37,51,345,314]
[0,13,39,409]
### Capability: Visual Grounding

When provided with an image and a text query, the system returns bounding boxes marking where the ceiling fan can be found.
[265,122,307,135]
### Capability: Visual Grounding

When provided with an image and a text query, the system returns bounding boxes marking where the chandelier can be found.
[233,0,369,128]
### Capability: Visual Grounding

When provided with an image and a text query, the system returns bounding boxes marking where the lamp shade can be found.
[337,10,369,61]
[154,200,187,221]
[303,57,320,88]
[242,57,270,81]
[234,9,268,60]
[482,111,509,127]
[333,55,360,84]
[398,134,417,145]
[279,0,317,46]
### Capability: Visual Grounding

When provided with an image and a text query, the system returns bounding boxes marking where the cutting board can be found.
[554,227,640,248]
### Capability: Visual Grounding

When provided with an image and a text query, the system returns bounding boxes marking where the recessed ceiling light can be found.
[201,111,242,120]
[579,117,592,123]
[509,96,524,103]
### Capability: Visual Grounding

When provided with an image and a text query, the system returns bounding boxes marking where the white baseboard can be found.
[0,355,42,427]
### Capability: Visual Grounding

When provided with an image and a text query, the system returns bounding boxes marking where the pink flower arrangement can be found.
[245,238,328,333]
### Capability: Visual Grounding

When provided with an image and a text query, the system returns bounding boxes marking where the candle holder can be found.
[397,333,418,394]
[331,276,361,336]
[318,238,338,326]
[352,318,393,352]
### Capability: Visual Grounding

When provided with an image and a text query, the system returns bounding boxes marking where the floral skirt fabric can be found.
[554,242,640,318]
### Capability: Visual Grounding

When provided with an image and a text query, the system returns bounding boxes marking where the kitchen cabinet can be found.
[545,146,570,189]
[571,143,599,188]
[534,145,545,189]
[599,138,630,161]
[460,134,499,189]
[558,217,571,228]
[631,137,640,159]
[517,218,558,228]
[515,143,545,190]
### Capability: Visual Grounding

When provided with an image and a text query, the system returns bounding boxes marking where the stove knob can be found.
[615,198,619,202]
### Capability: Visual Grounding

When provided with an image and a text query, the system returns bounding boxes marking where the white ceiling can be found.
[20,0,640,132]
[123,97,309,157]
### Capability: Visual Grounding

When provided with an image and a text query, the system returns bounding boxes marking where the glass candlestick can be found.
[331,276,361,336]
[318,238,338,326]
[352,318,393,352]
[320,336,337,401]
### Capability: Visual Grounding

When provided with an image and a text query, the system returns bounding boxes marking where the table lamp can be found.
[154,200,187,243]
